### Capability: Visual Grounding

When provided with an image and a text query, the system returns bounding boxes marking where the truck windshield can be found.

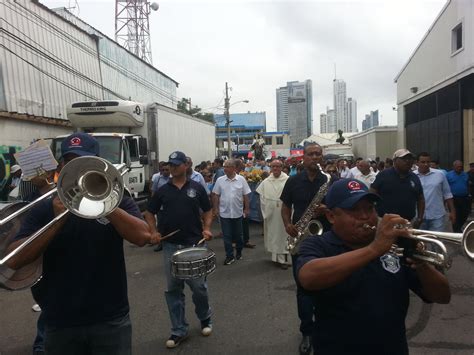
[52,136,122,164]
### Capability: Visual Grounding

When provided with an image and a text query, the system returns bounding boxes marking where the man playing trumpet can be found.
[297,178,450,355]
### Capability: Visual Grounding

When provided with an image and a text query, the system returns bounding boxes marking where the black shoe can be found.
[154,244,163,252]
[166,334,188,348]
[236,253,242,260]
[299,335,312,355]
[223,256,235,265]
[244,242,256,248]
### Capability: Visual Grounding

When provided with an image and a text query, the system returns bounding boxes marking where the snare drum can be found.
[171,247,216,280]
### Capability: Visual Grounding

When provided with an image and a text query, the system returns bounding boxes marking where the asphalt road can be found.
[1,221,474,355]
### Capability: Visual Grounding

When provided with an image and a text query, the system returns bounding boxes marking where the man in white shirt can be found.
[353,160,377,188]
[212,159,251,265]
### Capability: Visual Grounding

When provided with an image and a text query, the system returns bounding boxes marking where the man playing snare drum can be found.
[144,151,213,349]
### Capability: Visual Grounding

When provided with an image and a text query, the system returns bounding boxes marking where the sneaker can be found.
[244,242,256,248]
[236,253,242,260]
[223,256,235,265]
[165,334,188,348]
[31,304,41,312]
[201,317,213,336]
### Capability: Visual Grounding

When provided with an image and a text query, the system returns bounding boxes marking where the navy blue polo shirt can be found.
[371,167,423,220]
[280,170,331,231]
[16,195,142,328]
[296,231,427,355]
[147,179,211,245]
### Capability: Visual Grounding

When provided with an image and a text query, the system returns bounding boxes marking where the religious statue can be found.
[251,133,266,161]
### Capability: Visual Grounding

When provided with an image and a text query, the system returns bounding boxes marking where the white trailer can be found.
[51,100,215,204]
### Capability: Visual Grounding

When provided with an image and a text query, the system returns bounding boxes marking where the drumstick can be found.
[160,229,181,241]
[197,238,206,245]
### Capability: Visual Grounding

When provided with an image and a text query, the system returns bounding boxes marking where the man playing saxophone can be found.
[280,142,330,355]
[297,178,450,355]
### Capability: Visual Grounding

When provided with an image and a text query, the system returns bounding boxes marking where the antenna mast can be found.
[115,1,159,64]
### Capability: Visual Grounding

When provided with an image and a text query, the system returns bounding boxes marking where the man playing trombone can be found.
[297,178,450,355]
[9,133,151,355]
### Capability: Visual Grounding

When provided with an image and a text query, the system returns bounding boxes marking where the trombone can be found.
[0,156,127,290]
[363,222,474,269]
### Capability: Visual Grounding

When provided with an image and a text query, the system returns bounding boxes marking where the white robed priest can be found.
[255,159,291,269]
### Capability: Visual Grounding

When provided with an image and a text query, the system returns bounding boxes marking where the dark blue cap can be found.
[168,151,187,165]
[326,178,380,209]
[61,133,100,158]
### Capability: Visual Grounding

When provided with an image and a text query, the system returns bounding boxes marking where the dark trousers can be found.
[453,196,471,232]
[221,217,244,258]
[291,254,315,336]
[44,313,132,355]
[242,216,250,244]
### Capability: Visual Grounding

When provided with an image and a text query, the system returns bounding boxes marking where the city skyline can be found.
[41,0,447,133]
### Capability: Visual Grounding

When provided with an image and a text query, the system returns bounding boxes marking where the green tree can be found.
[177,98,214,123]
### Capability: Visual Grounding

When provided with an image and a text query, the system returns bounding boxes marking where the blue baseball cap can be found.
[61,133,100,158]
[326,178,380,210]
[168,151,187,165]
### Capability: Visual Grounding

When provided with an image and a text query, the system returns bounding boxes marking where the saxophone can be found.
[287,165,331,255]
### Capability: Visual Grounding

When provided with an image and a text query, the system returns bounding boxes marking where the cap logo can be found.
[348,181,362,191]
[170,152,177,159]
[70,137,81,146]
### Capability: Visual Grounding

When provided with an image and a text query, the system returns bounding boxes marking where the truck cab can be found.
[51,133,149,204]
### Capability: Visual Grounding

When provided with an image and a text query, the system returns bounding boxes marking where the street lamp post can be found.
[224,82,249,158]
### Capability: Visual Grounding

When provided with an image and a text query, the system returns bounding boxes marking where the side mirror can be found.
[138,137,148,156]
[139,156,149,165]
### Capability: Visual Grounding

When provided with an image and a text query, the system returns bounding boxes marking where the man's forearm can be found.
[143,211,158,233]
[202,210,213,230]
[108,208,151,246]
[416,264,451,303]
[281,203,292,227]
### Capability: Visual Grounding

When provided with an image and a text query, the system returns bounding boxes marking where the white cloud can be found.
[41,0,446,132]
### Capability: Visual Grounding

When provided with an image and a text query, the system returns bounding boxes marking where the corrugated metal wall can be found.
[53,7,178,108]
[0,0,103,119]
[0,1,178,123]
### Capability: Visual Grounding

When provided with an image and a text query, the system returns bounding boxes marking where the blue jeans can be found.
[163,242,212,337]
[291,254,315,336]
[44,313,131,355]
[33,311,45,352]
[420,216,446,232]
[220,217,243,258]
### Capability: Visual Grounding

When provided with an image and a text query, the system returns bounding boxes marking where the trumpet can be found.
[363,222,474,269]
[0,156,127,290]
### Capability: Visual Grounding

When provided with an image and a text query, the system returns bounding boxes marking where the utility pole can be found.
[225,82,231,158]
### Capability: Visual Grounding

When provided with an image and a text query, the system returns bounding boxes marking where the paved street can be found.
[1,221,474,355]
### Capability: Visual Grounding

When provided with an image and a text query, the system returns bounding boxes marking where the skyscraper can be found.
[362,110,379,131]
[320,113,328,133]
[346,97,358,132]
[320,108,337,133]
[276,80,313,146]
[276,87,289,131]
[333,79,347,132]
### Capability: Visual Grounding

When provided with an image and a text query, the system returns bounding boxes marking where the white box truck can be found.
[50,100,215,206]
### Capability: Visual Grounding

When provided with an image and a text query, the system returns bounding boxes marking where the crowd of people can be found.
[4,133,472,354]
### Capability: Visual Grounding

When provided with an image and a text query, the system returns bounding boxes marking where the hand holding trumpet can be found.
[366,214,411,256]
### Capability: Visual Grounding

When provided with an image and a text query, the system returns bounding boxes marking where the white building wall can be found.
[396,0,474,146]
[349,126,398,160]
[0,117,72,147]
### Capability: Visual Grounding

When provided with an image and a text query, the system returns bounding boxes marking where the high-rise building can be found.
[333,79,347,132]
[362,110,379,131]
[327,108,336,133]
[276,87,289,131]
[346,97,358,132]
[320,113,328,133]
[276,80,312,146]
[320,107,337,133]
